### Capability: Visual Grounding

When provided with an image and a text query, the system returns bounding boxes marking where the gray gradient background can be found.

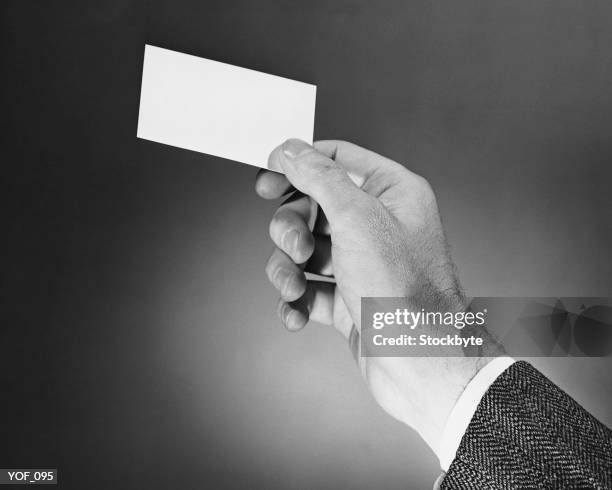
[1,1,612,488]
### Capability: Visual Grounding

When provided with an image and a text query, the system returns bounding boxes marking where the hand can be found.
[255,139,489,453]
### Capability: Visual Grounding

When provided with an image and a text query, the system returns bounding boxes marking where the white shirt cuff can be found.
[437,356,515,471]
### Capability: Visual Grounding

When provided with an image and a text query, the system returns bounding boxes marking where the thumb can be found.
[269,139,366,225]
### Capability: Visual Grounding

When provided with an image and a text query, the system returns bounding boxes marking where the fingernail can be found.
[285,308,296,327]
[282,139,311,159]
[278,301,291,324]
[283,229,300,255]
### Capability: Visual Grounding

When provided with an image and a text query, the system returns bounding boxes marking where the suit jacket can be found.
[439,361,612,489]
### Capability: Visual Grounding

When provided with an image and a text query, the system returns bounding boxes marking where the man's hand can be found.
[255,139,488,454]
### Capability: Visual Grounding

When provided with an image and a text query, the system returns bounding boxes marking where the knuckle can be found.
[269,208,294,238]
[265,249,305,300]
[264,253,278,281]
[296,151,338,178]
[419,179,438,210]
[292,232,314,263]
[280,274,298,299]
[415,175,434,198]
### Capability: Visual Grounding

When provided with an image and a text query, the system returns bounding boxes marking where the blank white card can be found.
[137,45,317,169]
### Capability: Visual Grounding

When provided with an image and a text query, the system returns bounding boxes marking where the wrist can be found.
[400,356,490,454]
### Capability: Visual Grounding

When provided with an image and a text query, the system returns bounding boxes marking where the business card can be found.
[137,44,316,169]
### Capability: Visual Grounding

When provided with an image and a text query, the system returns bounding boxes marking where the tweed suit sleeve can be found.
[440,361,612,489]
